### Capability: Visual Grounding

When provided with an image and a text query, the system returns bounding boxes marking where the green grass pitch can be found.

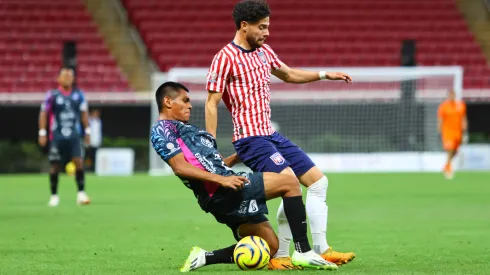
[1,173,489,274]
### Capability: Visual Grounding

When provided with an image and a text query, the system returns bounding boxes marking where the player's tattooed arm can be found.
[272,62,352,84]
[223,153,242,168]
[168,153,247,190]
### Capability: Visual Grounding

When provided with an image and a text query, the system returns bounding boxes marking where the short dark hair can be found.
[155,82,189,112]
[59,66,74,75]
[232,0,271,30]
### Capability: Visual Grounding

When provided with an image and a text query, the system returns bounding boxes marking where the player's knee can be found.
[282,174,301,195]
[49,164,59,174]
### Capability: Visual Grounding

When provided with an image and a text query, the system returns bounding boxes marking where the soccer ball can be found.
[65,161,76,176]
[233,236,270,270]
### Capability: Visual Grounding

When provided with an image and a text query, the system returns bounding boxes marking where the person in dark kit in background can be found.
[38,67,91,207]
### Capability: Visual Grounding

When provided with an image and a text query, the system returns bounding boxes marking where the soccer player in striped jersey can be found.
[205,0,355,269]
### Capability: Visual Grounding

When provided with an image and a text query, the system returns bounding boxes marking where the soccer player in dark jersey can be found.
[151,82,338,271]
[38,67,91,207]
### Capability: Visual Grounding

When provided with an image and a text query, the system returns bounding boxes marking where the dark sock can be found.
[205,244,235,265]
[50,173,59,195]
[75,170,85,192]
[283,196,311,253]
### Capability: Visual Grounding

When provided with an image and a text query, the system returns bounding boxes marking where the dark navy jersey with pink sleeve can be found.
[150,120,243,209]
[41,88,88,140]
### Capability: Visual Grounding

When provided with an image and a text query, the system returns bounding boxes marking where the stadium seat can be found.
[123,0,490,89]
[0,0,130,93]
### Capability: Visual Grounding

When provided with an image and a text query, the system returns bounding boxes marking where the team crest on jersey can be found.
[71,93,79,101]
[56,96,64,105]
[257,51,267,64]
[209,71,218,83]
[200,136,213,148]
[270,152,285,165]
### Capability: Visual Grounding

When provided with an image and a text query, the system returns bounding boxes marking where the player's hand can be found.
[224,153,242,167]
[218,175,249,191]
[84,134,91,145]
[38,135,47,147]
[326,72,353,83]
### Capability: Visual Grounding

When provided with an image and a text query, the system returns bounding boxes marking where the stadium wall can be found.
[1,103,490,174]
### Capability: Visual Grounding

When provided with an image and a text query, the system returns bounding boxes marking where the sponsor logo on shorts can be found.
[238,200,248,215]
[248,200,258,213]
[270,152,285,165]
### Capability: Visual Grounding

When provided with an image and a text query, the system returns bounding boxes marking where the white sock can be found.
[274,200,292,258]
[306,176,329,254]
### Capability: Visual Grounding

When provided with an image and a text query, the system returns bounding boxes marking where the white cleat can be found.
[76,191,91,205]
[180,246,207,272]
[444,170,454,180]
[48,195,59,207]
[291,250,338,270]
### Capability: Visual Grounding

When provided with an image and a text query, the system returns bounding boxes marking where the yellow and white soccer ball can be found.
[65,161,76,176]
[233,236,270,270]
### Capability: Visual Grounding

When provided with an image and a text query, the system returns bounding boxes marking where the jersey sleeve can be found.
[263,44,282,70]
[206,51,232,93]
[78,91,88,111]
[40,91,54,112]
[150,122,182,162]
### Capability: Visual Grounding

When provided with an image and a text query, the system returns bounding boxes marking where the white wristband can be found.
[319,71,327,80]
[39,129,47,136]
[84,128,91,135]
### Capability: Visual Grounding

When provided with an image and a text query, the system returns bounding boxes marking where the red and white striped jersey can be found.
[206,42,282,142]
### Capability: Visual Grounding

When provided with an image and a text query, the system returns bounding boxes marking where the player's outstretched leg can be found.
[48,164,60,207]
[72,157,90,205]
[263,172,337,270]
[180,245,235,272]
[180,221,278,272]
[299,167,356,265]
[274,167,355,266]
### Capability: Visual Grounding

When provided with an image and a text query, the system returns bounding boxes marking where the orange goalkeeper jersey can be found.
[437,100,466,138]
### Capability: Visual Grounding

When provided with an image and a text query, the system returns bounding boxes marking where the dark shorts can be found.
[233,132,316,176]
[48,137,83,164]
[207,172,269,241]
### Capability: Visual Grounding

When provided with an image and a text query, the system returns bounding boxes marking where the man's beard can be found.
[246,35,262,49]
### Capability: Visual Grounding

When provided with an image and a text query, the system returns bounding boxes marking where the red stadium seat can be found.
[122,0,490,89]
[0,0,130,93]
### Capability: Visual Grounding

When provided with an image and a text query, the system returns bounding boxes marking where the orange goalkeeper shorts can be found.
[442,136,461,151]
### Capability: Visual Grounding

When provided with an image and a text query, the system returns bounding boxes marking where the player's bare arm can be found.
[223,153,242,168]
[167,152,247,190]
[205,92,223,138]
[272,62,352,84]
[38,109,48,147]
[81,110,91,144]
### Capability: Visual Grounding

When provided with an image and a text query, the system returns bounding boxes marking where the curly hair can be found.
[232,0,271,30]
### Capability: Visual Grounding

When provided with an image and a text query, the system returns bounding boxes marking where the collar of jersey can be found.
[231,41,256,53]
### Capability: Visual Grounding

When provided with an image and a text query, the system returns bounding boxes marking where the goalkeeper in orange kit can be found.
[437,90,467,179]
